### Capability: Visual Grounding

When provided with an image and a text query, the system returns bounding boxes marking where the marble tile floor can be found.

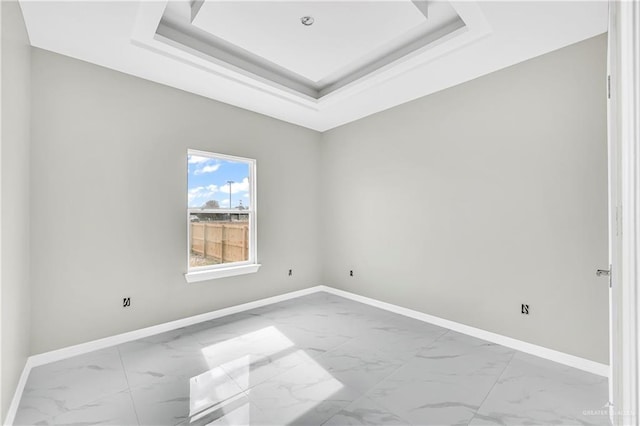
[14,292,610,426]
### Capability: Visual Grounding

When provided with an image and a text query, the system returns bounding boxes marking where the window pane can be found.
[187,155,251,210]
[189,213,249,267]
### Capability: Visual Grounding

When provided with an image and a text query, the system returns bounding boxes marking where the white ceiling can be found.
[191,1,427,83]
[154,0,466,98]
[19,1,607,132]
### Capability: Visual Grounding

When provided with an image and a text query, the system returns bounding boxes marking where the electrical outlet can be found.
[123,297,131,308]
[350,270,354,277]
[521,304,529,315]
[288,269,292,276]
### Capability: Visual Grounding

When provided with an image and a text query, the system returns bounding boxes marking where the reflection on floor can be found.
[15,292,609,425]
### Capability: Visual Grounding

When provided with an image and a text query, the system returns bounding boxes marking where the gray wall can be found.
[1,0,31,418]
[27,32,609,365]
[320,34,609,363]
[30,49,322,354]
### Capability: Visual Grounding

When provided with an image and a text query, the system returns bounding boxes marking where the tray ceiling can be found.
[19,1,608,131]
[160,0,465,98]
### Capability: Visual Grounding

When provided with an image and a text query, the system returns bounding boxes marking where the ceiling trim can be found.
[130,1,492,110]
[19,1,608,131]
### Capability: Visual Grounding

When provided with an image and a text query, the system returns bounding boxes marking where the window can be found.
[185,149,259,283]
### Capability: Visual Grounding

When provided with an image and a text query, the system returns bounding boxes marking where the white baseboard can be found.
[320,286,610,378]
[4,284,610,425]
[29,286,324,368]
[4,357,34,426]
[3,285,323,426]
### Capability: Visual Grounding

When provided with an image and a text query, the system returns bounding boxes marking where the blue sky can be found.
[188,154,250,209]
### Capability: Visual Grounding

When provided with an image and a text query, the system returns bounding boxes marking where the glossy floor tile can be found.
[14,292,610,425]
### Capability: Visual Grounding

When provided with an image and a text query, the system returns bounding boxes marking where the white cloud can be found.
[219,177,250,195]
[220,199,230,207]
[188,155,211,164]
[194,163,221,175]
[188,186,205,201]
[188,185,218,205]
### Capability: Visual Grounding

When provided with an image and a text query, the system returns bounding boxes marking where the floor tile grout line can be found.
[241,303,416,424]
[16,348,135,424]
[318,391,414,426]
[19,296,604,426]
[411,328,453,356]
[220,360,262,406]
[116,345,142,426]
[350,330,453,426]
[215,310,352,407]
[187,385,250,424]
[318,334,357,356]
[465,349,518,426]
[351,328,508,426]
[358,362,416,426]
[172,310,273,424]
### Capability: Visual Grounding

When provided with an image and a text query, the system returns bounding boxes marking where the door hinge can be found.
[597,266,612,288]
[607,75,611,99]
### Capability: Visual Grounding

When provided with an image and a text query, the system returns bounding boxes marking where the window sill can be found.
[185,264,261,283]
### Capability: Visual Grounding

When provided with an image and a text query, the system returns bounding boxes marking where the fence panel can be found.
[190,222,249,264]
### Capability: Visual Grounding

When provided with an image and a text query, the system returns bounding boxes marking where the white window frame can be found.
[184,149,260,283]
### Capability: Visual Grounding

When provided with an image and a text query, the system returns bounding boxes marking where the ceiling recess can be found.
[152,0,467,100]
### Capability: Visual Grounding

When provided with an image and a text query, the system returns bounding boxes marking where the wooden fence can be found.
[190,222,249,264]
